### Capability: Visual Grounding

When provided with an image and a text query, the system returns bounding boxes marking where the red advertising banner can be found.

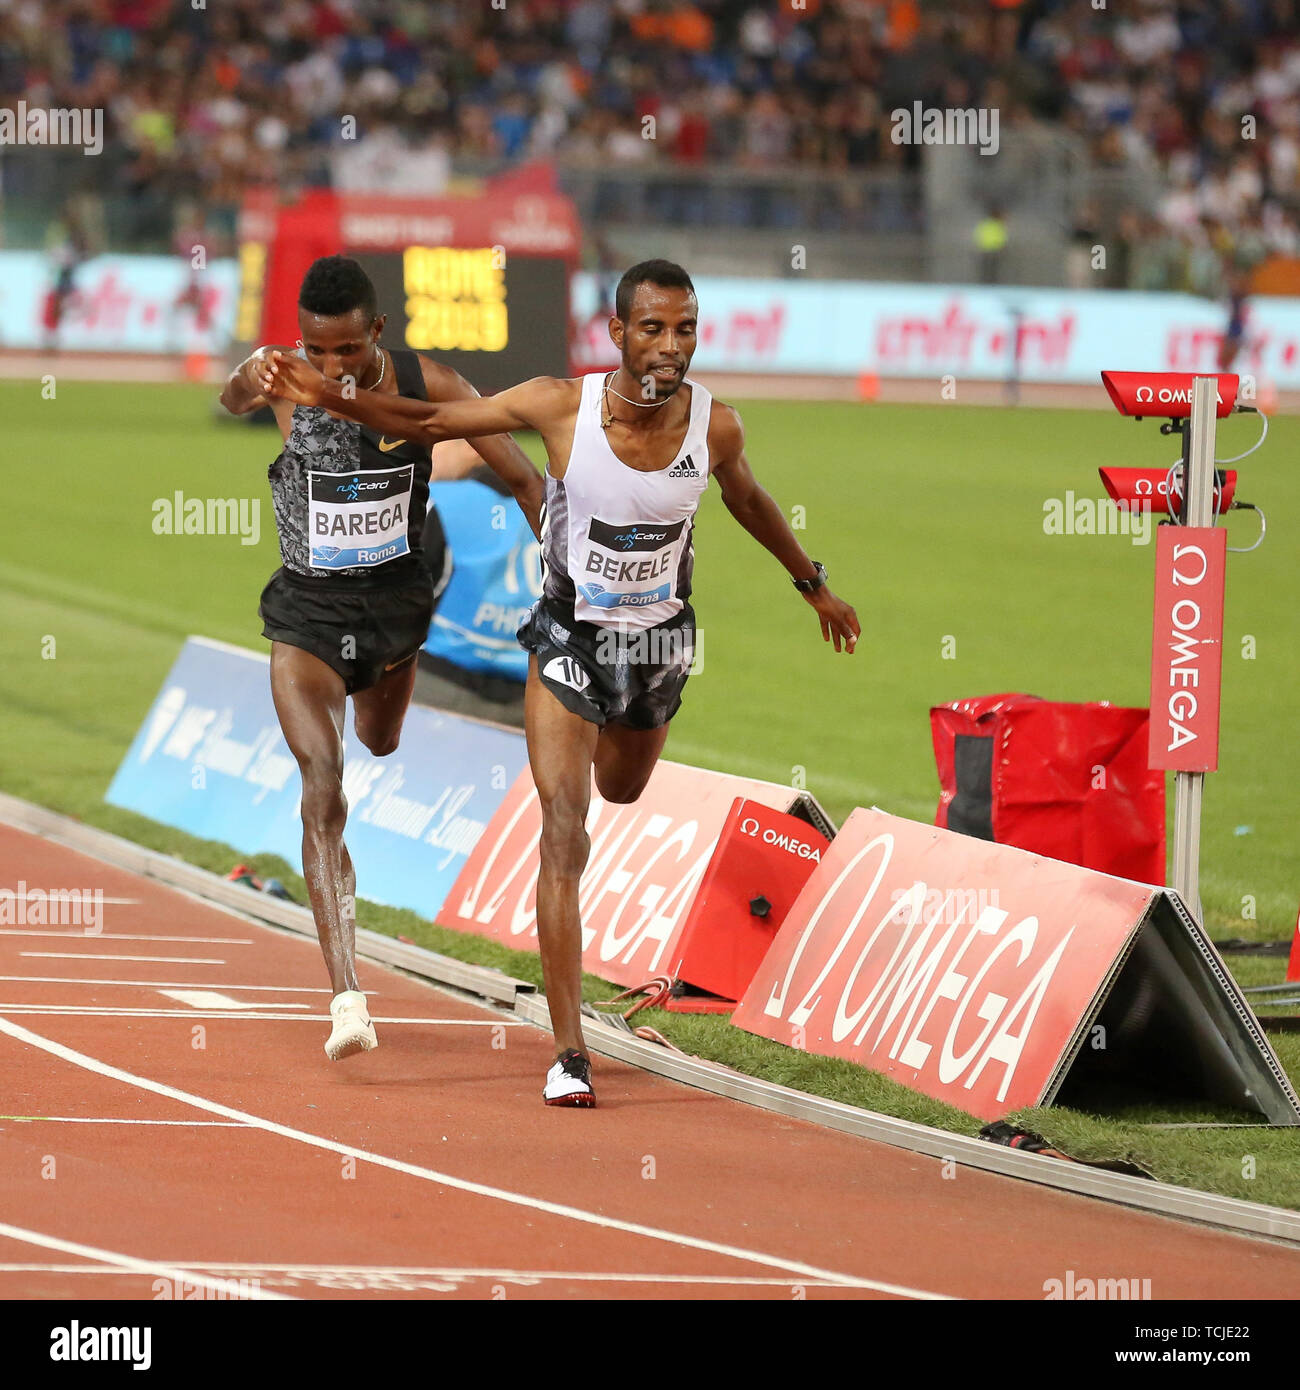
[732,808,1156,1119]
[439,763,822,989]
[1148,526,1227,773]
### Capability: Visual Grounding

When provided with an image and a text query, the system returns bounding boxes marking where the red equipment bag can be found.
[931,694,1165,885]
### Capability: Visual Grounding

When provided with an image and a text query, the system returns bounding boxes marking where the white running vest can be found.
[541,371,712,629]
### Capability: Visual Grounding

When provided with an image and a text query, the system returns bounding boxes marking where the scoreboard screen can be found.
[354,247,569,393]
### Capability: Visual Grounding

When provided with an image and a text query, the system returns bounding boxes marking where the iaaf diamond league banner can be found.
[107,637,527,919]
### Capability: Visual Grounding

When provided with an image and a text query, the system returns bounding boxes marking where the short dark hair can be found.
[298,255,378,320]
[615,259,696,322]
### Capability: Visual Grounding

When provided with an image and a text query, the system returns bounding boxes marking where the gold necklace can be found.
[601,371,672,429]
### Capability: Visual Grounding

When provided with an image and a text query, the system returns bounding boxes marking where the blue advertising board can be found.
[424,478,541,682]
[106,636,527,919]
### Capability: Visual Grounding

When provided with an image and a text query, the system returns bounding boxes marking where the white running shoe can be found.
[543,1049,596,1107]
[324,990,377,1061]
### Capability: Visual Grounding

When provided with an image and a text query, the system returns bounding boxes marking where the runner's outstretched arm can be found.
[259,350,555,445]
[220,344,297,414]
[419,360,544,540]
[710,403,861,654]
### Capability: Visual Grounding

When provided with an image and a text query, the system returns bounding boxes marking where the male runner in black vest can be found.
[221,255,542,1061]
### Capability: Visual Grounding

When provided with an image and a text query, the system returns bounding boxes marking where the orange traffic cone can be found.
[856,370,880,402]
[1286,902,1300,983]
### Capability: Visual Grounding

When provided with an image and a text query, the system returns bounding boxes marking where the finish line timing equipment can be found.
[232,183,579,395]
[1098,371,1268,925]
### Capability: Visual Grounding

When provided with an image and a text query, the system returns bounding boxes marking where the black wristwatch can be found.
[792,561,827,594]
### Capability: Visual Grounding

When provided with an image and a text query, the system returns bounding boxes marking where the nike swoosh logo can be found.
[377,436,404,452]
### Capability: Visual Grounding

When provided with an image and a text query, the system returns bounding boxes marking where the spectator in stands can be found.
[3,0,1299,291]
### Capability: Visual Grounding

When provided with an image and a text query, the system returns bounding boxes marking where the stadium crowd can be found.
[3,0,1300,288]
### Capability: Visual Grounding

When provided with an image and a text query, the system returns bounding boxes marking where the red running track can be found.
[1,824,1297,1301]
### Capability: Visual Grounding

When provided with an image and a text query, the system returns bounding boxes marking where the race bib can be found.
[308,465,413,570]
[576,517,685,611]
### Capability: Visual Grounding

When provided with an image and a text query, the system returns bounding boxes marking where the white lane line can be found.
[0,976,338,993]
[0,1222,293,1301]
[0,932,252,944]
[0,1006,313,1017]
[0,1006,522,1023]
[0,1015,950,1300]
[0,896,138,905]
[158,989,285,1010]
[22,953,227,965]
[0,1117,249,1127]
[0,1262,882,1289]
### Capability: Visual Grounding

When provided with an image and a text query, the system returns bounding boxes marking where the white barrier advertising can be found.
[572,273,1300,387]
[0,252,239,353]
[5,249,1299,386]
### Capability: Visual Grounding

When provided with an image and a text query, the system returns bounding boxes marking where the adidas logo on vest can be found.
[668,454,701,478]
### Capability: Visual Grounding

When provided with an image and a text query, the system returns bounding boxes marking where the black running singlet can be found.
[268,348,433,579]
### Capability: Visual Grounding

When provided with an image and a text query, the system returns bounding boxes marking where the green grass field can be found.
[4,380,1298,1207]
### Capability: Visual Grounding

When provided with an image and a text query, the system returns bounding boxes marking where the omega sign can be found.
[739,816,823,861]
[1148,526,1226,772]
[732,807,1157,1118]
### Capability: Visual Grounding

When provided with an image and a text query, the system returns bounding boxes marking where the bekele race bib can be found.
[575,517,686,612]
[308,465,413,570]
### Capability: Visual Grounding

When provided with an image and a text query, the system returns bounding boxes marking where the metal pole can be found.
[1169,377,1219,922]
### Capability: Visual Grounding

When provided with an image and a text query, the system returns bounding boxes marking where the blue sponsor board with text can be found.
[106,636,527,919]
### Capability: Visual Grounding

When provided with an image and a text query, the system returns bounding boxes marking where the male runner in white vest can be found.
[259,259,860,1106]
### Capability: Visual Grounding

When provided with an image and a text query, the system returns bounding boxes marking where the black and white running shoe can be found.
[543,1049,596,1107]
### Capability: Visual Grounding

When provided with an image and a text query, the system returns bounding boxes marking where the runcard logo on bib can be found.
[308,465,413,570]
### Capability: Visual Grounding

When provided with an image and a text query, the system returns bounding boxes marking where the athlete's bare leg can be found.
[525,656,671,1059]
[525,656,598,1057]
[593,721,670,805]
[351,653,419,756]
[269,643,360,996]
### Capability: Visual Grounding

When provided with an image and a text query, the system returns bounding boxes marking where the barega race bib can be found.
[308,465,413,570]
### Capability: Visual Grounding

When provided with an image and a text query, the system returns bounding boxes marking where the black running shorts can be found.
[259,562,435,696]
[517,594,695,730]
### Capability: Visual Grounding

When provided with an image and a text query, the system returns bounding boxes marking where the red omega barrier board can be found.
[669,798,830,1002]
[734,807,1300,1123]
[439,764,832,995]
